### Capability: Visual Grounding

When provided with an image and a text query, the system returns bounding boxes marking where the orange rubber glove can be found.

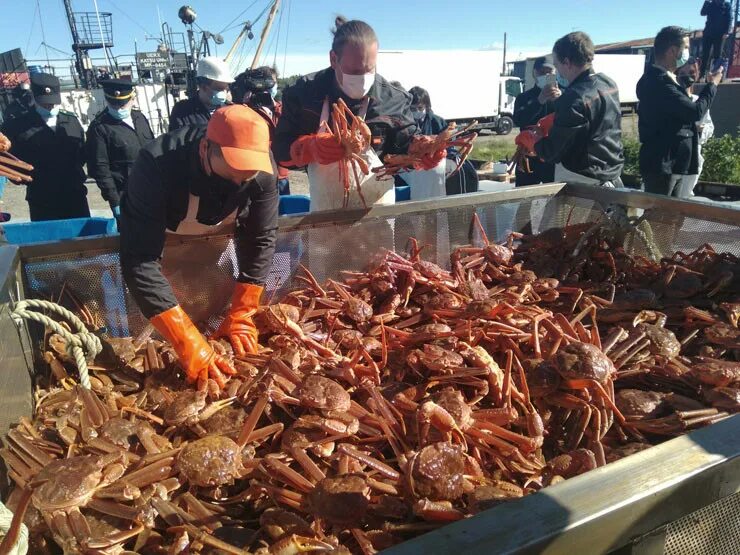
[289,133,346,166]
[213,283,262,357]
[537,113,556,137]
[151,305,236,388]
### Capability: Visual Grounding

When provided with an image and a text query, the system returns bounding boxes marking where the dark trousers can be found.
[515,156,555,187]
[701,33,725,74]
[643,173,683,197]
[29,196,90,222]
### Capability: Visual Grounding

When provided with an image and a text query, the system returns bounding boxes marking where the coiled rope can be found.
[10,299,101,389]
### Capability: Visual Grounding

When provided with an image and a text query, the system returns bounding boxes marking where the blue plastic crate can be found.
[395,185,411,201]
[279,195,310,215]
[2,217,117,245]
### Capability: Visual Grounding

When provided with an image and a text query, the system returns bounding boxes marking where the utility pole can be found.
[502,32,507,75]
[251,0,281,69]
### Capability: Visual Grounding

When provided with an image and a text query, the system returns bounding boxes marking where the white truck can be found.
[377,49,523,135]
[520,53,645,107]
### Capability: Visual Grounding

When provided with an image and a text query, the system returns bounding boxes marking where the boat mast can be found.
[250,0,281,69]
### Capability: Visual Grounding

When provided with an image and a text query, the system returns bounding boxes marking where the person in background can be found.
[274,16,430,211]
[169,57,233,131]
[409,85,478,195]
[637,26,722,196]
[673,58,715,198]
[512,57,559,186]
[408,86,446,134]
[1,73,88,221]
[119,105,277,389]
[515,32,624,187]
[234,66,291,194]
[700,0,733,77]
[86,79,154,219]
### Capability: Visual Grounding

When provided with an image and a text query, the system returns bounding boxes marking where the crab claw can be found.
[269,534,335,555]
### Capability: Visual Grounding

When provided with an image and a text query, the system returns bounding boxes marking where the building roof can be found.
[595,29,705,53]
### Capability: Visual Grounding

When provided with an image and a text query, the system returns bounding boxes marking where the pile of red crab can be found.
[1,216,737,554]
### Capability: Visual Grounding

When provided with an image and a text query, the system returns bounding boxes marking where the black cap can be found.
[533,57,555,71]
[101,79,135,103]
[30,73,61,104]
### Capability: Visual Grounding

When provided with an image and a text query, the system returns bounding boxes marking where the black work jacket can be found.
[168,97,212,131]
[418,111,447,135]
[86,109,154,206]
[702,1,733,36]
[1,109,86,202]
[513,85,557,185]
[119,126,278,319]
[637,65,716,176]
[273,67,417,166]
[535,69,624,182]
[513,85,556,129]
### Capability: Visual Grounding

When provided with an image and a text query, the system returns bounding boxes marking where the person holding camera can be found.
[637,26,723,196]
[512,57,560,186]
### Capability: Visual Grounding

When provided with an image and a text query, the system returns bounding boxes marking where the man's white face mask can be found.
[338,69,375,99]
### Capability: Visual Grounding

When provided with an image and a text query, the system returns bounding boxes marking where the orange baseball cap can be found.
[206,104,273,174]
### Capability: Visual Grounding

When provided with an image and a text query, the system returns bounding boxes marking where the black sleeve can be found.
[701,1,710,16]
[234,163,279,285]
[513,90,549,128]
[168,102,185,132]
[272,85,305,167]
[723,6,733,33]
[385,90,418,155]
[86,124,120,205]
[119,150,177,319]
[661,79,716,123]
[534,95,587,164]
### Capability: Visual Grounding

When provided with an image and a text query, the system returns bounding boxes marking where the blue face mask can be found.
[35,104,60,119]
[211,89,228,107]
[270,84,278,99]
[676,48,690,69]
[411,109,426,121]
[556,74,569,88]
[108,105,130,120]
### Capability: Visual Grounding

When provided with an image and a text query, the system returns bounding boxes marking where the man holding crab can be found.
[274,16,450,211]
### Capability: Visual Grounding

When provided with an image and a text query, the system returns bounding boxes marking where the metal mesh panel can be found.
[19,192,740,339]
[664,492,740,555]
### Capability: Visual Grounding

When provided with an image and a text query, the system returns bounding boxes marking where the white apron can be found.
[307,97,394,212]
[401,159,447,201]
[162,193,239,328]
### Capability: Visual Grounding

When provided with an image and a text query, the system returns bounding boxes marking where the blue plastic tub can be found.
[395,185,411,201]
[2,217,117,245]
[279,195,310,215]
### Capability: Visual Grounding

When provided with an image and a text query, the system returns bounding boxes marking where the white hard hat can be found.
[196,56,234,83]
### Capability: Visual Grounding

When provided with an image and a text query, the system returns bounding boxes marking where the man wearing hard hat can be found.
[119,104,278,389]
[169,56,234,131]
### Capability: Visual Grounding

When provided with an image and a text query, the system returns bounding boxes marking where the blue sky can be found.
[0,0,714,75]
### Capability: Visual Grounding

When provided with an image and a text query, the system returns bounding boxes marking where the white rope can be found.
[0,500,28,555]
[10,299,101,390]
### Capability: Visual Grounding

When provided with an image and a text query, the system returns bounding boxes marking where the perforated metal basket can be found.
[1,183,739,554]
